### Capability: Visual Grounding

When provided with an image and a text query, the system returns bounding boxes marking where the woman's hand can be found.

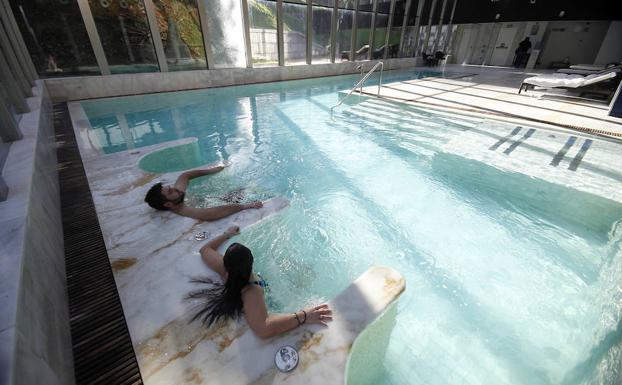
[224,225,240,238]
[303,304,333,326]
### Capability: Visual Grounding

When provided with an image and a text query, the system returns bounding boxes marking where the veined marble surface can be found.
[0,82,73,385]
[68,105,406,385]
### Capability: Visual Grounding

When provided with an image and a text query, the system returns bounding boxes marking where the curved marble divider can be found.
[139,266,405,385]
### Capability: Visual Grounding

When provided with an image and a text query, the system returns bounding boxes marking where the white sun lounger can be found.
[522,72,617,89]
[518,70,621,101]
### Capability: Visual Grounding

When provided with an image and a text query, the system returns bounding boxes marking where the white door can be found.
[490,24,518,66]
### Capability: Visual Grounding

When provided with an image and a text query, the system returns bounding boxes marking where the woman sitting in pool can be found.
[188,225,333,338]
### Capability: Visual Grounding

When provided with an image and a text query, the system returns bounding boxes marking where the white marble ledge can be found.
[138,265,405,385]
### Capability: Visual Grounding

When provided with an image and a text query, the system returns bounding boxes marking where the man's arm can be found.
[176,201,263,222]
[174,165,225,191]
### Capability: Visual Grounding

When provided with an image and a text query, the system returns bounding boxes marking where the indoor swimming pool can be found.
[80,70,622,385]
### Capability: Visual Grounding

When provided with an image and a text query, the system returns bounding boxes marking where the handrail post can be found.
[331,61,385,113]
[378,62,384,97]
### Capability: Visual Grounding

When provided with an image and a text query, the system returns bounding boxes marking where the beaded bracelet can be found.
[294,312,302,326]
[301,310,307,324]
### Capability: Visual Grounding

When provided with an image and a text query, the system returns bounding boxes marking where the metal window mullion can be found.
[442,0,457,53]
[329,0,338,62]
[77,0,110,75]
[431,0,447,53]
[306,1,312,64]
[0,22,31,95]
[0,0,37,82]
[0,51,28,113]
[277,0,284,66]
[398,0,411,55]
[241,0,253,68]
[410,0,425,57]
[196,0,214,69]
[421,0,437,56]
[350,0,359,61]
[368,0,377,60]
[143,0,168,72]
[383,0,395,58]
[0,89,23,141]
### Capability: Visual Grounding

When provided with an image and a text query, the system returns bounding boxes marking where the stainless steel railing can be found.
[330,61,384,113]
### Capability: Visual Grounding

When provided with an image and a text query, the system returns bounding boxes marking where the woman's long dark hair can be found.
[187,243,254,327]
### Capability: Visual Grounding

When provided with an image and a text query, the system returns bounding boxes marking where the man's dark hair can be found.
[144,183,168,211]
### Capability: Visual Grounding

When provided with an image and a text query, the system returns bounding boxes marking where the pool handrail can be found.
[331,61,384,113]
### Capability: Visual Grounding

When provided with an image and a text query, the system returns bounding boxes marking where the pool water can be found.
[82,71,622,385]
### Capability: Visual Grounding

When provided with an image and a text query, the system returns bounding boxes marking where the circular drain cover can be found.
[275,345,299,372]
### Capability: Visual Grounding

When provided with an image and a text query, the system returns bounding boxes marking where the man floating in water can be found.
[144,163,262,221]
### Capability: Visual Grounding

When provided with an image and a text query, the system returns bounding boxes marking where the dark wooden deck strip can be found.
[54,103,144,385]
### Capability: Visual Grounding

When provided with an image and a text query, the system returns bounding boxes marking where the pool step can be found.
[438,123,622,205]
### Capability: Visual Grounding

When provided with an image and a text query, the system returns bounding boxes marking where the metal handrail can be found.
[331,61,384,113]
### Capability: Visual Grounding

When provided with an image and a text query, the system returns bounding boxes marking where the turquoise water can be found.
[82,71,622,385]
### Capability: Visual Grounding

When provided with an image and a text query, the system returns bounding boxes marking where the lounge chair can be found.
[557,62,621,75]
[518,68,621,101]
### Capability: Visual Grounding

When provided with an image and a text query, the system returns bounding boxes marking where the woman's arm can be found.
[243,288,333,338]
[199,226,239,279]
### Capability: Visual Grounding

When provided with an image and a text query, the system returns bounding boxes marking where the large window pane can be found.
[372,13,388,59]
[204,0,246,68]
[387,26,402,57]
[312,0,332,6]
[311,6,331,63]
[152,0,206,71]
[355,11,372,60]
[283,2,306,65]
[391,1,405,57]
[248,0,278,67]
[88,0,159,73]
[336,9,352,60]
[9,0,100,76]
[358,0,372,12]
[338,0,355,10]
[401,26,418,57]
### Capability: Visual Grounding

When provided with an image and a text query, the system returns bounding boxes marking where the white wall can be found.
[539,20,610,68]
[594,21,622,64]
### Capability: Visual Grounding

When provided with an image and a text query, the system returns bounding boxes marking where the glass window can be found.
[204,0,246,68]
[311,6,331,63]
[389,0,405,58]
[152,0,206,71]
[355,11,372,60]
[377,0,391,14]
[8,0,100,76]
[312,0,333,6]
[400,26,417,57]
[248,0,278,67]
[338,0,355,10]
[335,9,352,60]
[283,2,306,65]
[372,13,388,59]
[357,0,372,12]
[88,0,159,73]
